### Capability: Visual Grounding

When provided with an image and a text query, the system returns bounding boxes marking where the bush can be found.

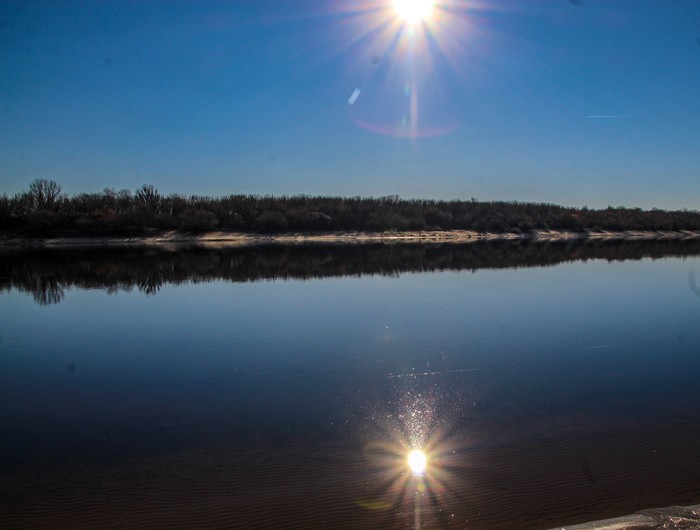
[178,209,218,232]
[424,206,453,229]
[254,211,288,233]
[26,210,60,235]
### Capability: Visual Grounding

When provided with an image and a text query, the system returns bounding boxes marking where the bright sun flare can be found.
[393,0,434,25]
[407,449,427,475]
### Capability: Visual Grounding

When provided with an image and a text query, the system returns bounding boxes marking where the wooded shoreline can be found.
[4,180,700,239]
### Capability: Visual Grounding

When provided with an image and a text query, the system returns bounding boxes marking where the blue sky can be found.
[1,0,699,209]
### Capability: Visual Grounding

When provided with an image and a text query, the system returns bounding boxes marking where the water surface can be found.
[1,241,700,528]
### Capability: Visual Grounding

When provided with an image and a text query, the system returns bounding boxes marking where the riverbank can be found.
[2,229,700,247]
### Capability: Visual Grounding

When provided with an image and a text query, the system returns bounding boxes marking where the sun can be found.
[393,0,435,25]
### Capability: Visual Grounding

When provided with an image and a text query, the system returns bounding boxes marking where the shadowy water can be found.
[1,240,700,528]
[3,238,700,305]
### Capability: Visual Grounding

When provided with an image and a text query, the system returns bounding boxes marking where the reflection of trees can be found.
[30,277,65,305]
[2,239,700,305]
[138,275,163,295]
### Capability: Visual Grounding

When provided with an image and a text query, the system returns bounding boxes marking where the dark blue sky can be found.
[1,0,699,208]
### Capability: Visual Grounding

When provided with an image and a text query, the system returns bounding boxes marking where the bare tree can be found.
[134,184,161,211]
[115,188,133,213]
[27,179,63,211]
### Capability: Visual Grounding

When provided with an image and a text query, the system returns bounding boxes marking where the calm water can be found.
[1,242,700,529]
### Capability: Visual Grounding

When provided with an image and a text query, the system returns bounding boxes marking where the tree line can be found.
[2,179,700,236]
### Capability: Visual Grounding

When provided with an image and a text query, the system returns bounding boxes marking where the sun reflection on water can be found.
[408,449,427,475]
[356,386,473,527]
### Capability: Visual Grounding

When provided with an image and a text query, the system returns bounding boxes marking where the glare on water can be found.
[407,449,427,475]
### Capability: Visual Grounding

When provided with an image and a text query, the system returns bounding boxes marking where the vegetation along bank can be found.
[2,179,700,239]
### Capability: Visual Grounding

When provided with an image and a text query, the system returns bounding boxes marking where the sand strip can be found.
[2,229,700,248]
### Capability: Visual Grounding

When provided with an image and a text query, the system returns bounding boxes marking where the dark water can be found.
[1,241,700,529]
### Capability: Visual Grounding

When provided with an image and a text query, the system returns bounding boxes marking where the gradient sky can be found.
[1,0,699,209]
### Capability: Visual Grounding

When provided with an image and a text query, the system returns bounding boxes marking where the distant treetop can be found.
[1,179,699,237]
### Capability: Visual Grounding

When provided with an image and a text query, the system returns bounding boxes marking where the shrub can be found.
[178,209,219,232]
[254,211,288,233]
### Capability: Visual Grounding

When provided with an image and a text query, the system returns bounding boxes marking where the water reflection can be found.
[355,372,481,529]
[3,238,700,305]
[29,276,65,305]
[408,449,427,476]
[2,242,700,528]
[688,267,700,299]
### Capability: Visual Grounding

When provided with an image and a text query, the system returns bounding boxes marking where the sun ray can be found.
[340,0,492,138]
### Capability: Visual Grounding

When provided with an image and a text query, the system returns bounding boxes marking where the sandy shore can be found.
[1,229,700,247]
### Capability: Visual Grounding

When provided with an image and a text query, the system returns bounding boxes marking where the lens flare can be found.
[357,387,475,528]
[393,0,434,25]
[407,449,427,475]
[340,0,480,138]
